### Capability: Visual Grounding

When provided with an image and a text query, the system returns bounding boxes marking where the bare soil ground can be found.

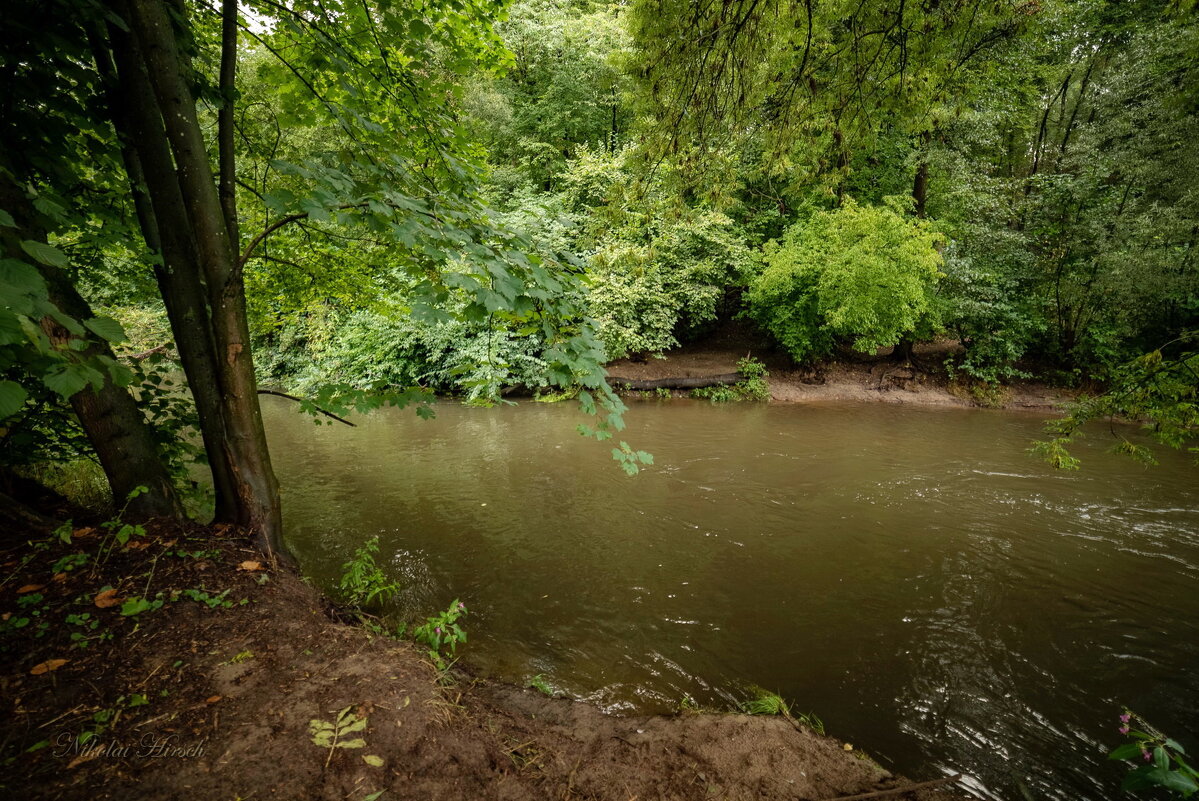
[1,512,968,801]
[606,326,1075,412]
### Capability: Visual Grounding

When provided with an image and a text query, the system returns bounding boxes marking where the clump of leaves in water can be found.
[338,537,400,609]
[1110,710,1198,797]
[741,687,790,716]
[527,673,555,696]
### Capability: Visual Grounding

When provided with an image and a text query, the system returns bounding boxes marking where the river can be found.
[262,396,1199,800]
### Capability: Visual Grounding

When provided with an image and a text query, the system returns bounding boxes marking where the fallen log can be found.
[608,372,743,391]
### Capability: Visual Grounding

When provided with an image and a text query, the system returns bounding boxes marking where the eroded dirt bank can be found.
[606,330,1076,412]
[1,514,967,800]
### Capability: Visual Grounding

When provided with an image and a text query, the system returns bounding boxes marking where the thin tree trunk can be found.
[94,19,240,521]
[218,0,240,248]
[124,0,283,554]
[0,174,182,520]
[912,130,931,220]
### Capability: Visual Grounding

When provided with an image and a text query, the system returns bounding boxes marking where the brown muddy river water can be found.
[262,397,1199,801]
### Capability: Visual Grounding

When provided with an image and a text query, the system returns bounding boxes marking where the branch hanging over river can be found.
[607,372,744,391]
[257,390,356,426]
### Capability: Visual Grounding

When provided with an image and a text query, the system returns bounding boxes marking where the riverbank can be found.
[606,330,1077,412]
[1,511,968,800]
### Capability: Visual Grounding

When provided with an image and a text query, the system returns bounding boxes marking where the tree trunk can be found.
[0,174,182,520]
[123,0,283,554]
[912,160,928,219]
[92,20,241,522]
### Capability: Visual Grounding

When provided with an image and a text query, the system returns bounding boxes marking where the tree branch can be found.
[257,390,356,426]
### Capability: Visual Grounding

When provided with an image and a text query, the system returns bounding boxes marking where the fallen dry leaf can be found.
[206,695,222,704]
[160,539,177,547]
[238,560,263,572]
[16,584,44,594]
[93,588,121,609]
[52,573,68,582]
[124,541,149,550]
[73,527,96,539]
[30,658,69,675]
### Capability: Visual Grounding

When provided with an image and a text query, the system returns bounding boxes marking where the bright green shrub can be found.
[586,210,754,358]
[748,198,944,362]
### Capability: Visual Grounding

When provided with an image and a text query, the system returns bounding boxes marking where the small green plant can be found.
[1110,710,1198,797]
[691,357,770,403]
[741,687,790,716]
[338,537,401,609]
[309,705,369,768]
[65,612,111,649]
[175,588,236,609]
[91,486,150,565]
[412,599,468,669]
[51,552,89,573]
[120,594,165,616]
[736,356,770,401]
[796,710,825,735]
[655,387,672,399]
[527,674,554,696]
[691,384,740,403]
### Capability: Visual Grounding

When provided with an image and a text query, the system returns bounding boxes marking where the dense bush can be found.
[748,199,944,362]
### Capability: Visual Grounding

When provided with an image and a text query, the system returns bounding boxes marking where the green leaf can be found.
[84,317,127,344]
[0,209,15,228]
[42,364,89,399]
[0,380,27,420]
[20,240,68,268]
[1110,743,1143,761]
[363,754,384,767]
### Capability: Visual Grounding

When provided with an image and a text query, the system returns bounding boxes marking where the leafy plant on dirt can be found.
[741,687,790,716]
[1111,710,1198,798]
[526,674,555,696]
[338,537,401,610]
[309,705,369,768]
[412,600,468,669]
[64,612,111,650]
[691,357,769,402]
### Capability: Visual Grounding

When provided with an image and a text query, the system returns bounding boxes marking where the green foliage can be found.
[1111,711,1199,798]
[690,364,769,402]
[464,1,633,189]
[309,705,369,767]
[741,687,790,716]
[337,537,401,610]
[559,148,758,359]
[693,356,771,402]
[749,199,944,362]
[526,673,555,696]
[1035,337,1199,468]
[412,599,468,668]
